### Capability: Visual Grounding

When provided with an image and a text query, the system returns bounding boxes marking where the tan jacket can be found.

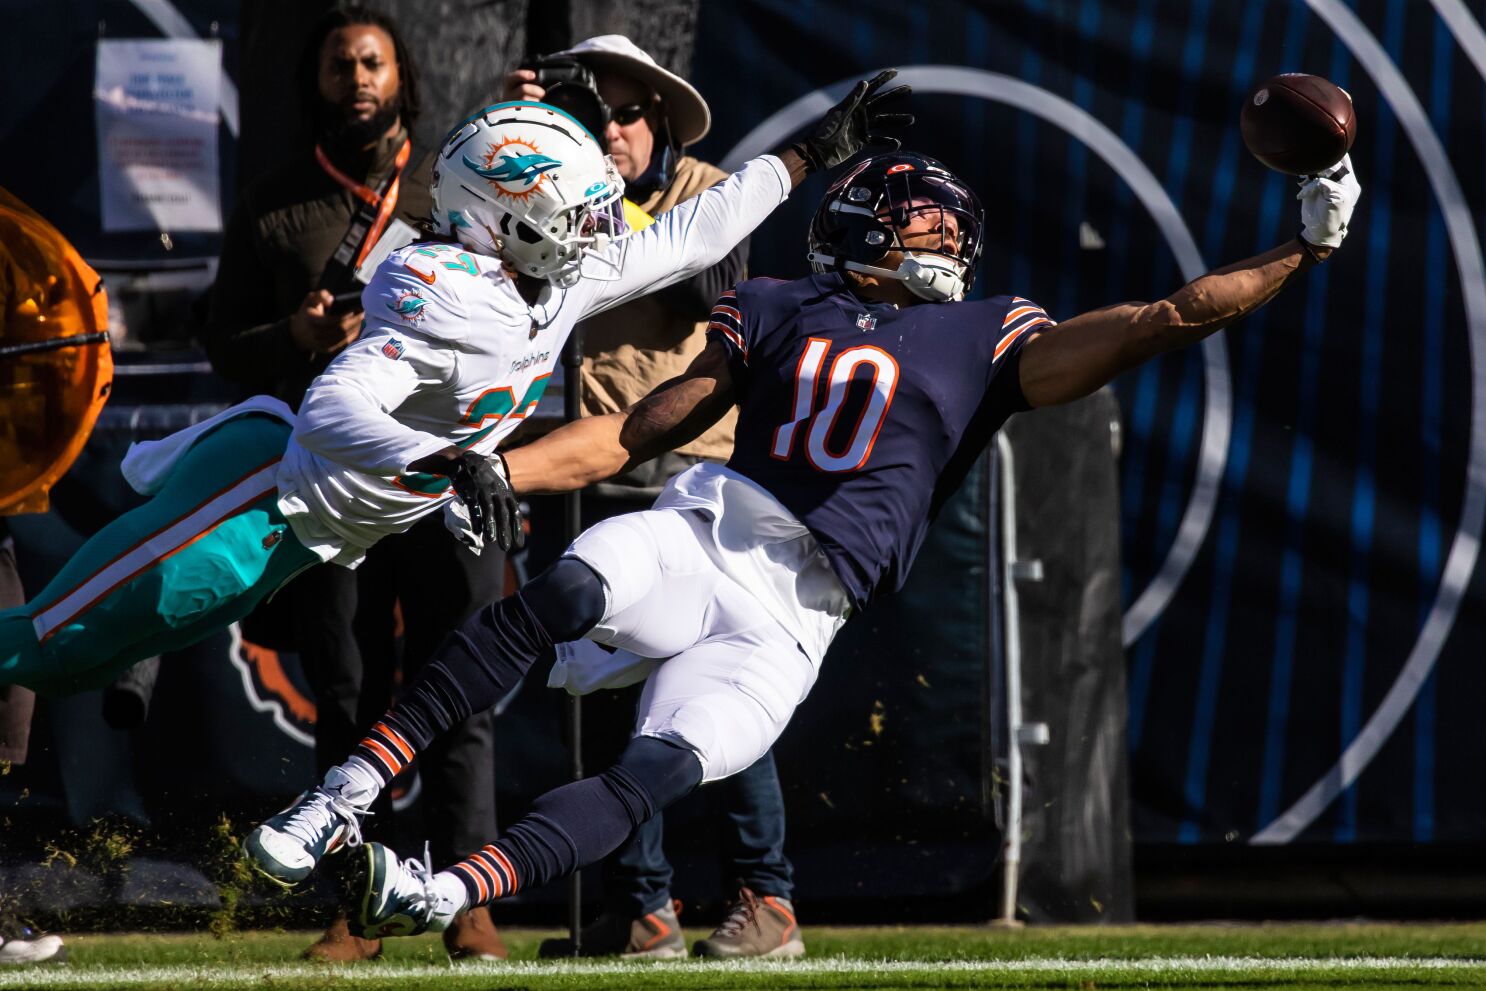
[577,155,738,461]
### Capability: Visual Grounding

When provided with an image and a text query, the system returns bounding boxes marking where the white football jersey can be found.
[276,153,792,565]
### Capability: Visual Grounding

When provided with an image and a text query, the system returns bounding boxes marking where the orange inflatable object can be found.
[0,188,113,515]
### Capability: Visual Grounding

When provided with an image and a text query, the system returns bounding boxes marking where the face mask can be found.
[898,253,968,303]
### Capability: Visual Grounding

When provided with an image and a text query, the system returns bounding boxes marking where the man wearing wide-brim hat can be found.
[504,35,805,962]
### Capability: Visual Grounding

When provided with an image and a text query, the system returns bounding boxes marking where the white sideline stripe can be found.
[3,955,1482,987]
[30,463,280,642]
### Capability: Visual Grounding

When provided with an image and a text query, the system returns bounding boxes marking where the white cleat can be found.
[242,787,368,888]
[351,842,463,940]
[0,933,67,965]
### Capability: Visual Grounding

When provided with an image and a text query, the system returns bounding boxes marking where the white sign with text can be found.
[94,38,223,232]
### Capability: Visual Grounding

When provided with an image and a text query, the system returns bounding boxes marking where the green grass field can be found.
[2,922,1484,990]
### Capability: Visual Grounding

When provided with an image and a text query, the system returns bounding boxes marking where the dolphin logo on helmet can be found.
[464,151,562,187]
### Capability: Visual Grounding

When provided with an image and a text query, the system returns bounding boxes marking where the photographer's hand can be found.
[503,69,545,103]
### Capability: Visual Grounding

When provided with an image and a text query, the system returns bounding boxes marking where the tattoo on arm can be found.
[619,344,735,464]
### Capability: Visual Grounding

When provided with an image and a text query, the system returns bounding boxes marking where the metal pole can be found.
[561,327,585,953]
[994,432,1046,926]
[982,450,1003,821]
[0,331,109,358]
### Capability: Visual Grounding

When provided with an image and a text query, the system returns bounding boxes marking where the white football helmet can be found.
[430,101,629,287]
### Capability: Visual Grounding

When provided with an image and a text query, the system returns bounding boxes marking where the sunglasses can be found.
[608,103,649,127]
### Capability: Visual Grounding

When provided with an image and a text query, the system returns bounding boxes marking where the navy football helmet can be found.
[807,152,984,302]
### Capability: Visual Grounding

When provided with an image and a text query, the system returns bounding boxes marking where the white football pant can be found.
[551,466,850,782]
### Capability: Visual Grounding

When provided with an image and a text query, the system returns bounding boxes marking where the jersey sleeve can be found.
[987,296,1056,413]
[294,327,458,475]
[703,285,754,389]
[364,244,476,346]
[293,258,467,475]
[705,287,747,356]
[572,155,791,318]
[995,297,1056,364]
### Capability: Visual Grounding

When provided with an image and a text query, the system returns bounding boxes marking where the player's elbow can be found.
[290,396,339,457]
[294,381,367,456]
[1131,299,1185,357]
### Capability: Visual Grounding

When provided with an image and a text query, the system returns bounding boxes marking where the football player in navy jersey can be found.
[246,134,1359,938]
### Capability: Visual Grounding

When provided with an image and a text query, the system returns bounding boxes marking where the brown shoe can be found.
[538,900,687,959]
[442,905,508,961]
[302,912,382,962]
[693,887,805,958]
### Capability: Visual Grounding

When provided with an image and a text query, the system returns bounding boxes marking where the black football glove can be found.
[791,68,914,173]
[406,449,524,552]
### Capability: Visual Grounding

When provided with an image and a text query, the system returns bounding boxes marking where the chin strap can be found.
[807,250,968,303]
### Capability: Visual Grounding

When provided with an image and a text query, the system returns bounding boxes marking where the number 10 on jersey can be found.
[771,338,900,473]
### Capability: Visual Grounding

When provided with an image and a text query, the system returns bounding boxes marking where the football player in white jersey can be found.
[0,72,911,699]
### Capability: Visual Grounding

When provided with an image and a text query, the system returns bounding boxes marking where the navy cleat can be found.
[351,842,463,939]
[242,787,367,888]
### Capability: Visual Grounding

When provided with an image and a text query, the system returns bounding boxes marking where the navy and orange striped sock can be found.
[345,588,564,790]
[445,842,522,907]
[351,715,418,786]
[437,740,699,909]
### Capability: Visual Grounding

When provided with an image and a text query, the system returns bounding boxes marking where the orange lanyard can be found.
[315,138,412,269]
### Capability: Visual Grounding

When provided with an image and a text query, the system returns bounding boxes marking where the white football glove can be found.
[1297,154,1361,249]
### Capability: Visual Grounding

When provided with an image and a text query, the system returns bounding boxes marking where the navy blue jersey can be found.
[708,273,1052,607]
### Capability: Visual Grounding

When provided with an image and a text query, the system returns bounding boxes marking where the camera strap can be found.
[316,137,412,291]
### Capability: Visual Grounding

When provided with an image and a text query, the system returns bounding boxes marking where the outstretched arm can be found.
[505,340,737,494]
[578,71,910,317]
[1019,238,1321,407]
[1018,159,1360,408]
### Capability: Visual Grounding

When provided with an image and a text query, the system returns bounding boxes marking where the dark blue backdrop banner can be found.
[690,0,1486,847]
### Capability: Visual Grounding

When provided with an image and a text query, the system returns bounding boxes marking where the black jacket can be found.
[199,129,433,407]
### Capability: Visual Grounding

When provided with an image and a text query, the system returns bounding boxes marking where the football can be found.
[1240,72,1357,175]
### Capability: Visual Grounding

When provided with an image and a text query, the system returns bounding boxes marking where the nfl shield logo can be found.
[855,312,877,332]
[382,337,405,360]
